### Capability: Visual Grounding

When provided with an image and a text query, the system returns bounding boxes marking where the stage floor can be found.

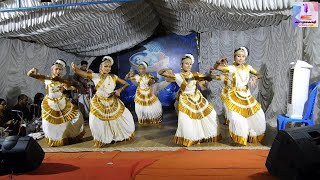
[1,150,274,180]
[38,110,270,152]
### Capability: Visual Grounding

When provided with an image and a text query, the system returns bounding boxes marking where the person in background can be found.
[29,93,44,120]
[73,60,94,121]
[4,95,28,136]
[0,99,12,136]
[11,94,31,121]
[0,99,8,127]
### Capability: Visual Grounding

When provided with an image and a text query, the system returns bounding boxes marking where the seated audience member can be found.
[29,93,44,119]
[7,94,30,136]
[0,98,25,136]
[11,94,30,121]
[0,99,9,127]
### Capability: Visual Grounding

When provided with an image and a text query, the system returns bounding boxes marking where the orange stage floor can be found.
[0,149,275,180]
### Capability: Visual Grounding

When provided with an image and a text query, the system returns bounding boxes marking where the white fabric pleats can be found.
[0,38,85,107]
[0,0,295,56]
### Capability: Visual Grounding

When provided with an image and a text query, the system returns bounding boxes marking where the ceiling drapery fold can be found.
[0,0,300,56]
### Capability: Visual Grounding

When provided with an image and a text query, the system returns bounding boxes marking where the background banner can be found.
[90,32,199,108]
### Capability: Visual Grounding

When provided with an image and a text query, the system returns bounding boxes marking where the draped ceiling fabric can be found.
[0,0,298,56]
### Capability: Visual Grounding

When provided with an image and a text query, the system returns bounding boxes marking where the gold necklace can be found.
[236,68,248,82]
[181,71,191,77]
[181,72,195,88]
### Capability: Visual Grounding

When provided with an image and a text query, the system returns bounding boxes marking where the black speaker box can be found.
[266,125,320,179]
[0,136,45,174]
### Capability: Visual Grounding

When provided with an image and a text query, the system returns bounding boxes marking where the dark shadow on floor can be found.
[249,172,277,180]
[24,163,79,175]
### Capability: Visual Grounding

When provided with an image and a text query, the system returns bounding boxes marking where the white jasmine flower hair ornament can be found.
[140,61,148,69]
[235,47,248,57]
[102,56,114,65]
[53,59,66,68]
[183,54,195,64]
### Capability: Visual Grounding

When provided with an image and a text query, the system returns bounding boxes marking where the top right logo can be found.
[293,2,318,27]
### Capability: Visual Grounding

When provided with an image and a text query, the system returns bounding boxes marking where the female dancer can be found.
[125,61,162,125]
[159,54,221,147]
[27,60,85,147]
[212,47,266,145]
[72,56,135,148]
[210,58,230,125]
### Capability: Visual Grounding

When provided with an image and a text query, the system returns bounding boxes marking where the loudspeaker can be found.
[266,125,320,179]
[0,136,45,174]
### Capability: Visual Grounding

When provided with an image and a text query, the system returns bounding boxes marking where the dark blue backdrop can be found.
[90,32,199,108]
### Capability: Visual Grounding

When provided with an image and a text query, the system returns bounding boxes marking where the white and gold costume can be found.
[130,74,162,125]
[216,73,231,125]
[41,79,85,147]
[220,64,266,145]
[173,72,221,147]
[88,72,135,147]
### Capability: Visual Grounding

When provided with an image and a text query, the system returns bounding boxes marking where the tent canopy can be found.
[0,0,297,56]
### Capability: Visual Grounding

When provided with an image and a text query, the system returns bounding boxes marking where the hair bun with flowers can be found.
[54,59,66,68]
[238,47,248,57]
[102,56,114,65]
[140,61,148,69]
[183,54,195,64]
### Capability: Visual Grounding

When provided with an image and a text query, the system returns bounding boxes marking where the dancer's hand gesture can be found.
[249,76,258,88]
[27,68,39,76]
[71,62,78,72]
[114,89,121,97]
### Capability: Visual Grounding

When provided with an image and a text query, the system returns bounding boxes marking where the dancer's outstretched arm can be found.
[125,69,136,80]
[27,68,46,82]
[211,58,229,72]
[150,74,159,83]
[71,62,90,79]
[158,68,175,80]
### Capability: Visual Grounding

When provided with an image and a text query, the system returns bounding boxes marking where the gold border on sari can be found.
[42,96,79,124]
[178,90,214,119]
[221,90,261,117]
[93,133,134,148]
[138,115,162,125]
[45,130,85,147]
[174,134,222,147]
[229,131,248,146]
[90,95,125,121]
